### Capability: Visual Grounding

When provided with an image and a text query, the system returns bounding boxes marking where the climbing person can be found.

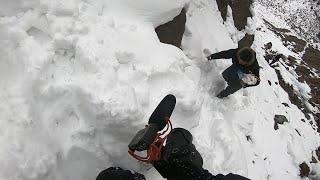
[96,95,250,180]
[263,42,286,66]
[207,47,260,98]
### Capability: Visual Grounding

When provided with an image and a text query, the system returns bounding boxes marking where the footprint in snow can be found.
[115,51,135,64]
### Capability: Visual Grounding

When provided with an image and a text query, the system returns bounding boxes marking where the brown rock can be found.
[299,162,310,177]
[238,33,255,48]
[216,0,253,31]
[155,9,186,48]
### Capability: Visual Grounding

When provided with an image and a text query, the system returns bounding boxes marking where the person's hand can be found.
[239,79,246,87]
[207,55,212,61]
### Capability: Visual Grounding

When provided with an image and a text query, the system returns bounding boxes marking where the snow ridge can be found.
[0,0,319,180]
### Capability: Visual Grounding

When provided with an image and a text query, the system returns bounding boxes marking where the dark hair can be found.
[237,47,255,65]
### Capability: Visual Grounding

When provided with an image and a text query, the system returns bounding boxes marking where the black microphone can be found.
[128,94,176,151]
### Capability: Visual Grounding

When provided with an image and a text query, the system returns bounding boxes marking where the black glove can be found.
[96,167,145,180]
[207,55,213,61]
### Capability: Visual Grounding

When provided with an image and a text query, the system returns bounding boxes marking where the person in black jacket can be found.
[96,128,250,180]
[207,47,260,98]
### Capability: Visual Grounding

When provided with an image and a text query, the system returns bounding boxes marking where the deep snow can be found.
[0,0,319,180]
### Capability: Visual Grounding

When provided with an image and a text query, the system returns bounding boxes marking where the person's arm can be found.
[207,49,237,60]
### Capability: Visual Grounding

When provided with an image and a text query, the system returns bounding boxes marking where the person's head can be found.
[237,47,256,66]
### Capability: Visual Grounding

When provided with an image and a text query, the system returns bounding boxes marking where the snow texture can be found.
[257,0,320,43]
[0,0,319,180]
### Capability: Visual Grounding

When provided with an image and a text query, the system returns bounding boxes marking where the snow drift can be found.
[0,0,319,180]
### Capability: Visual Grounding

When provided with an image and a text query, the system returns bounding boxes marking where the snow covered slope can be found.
[0,0,319,180]
[257,0,320,43]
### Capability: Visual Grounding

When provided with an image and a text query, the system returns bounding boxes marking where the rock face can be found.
[155,9,186,48]
[216,0,254,48]
[274,115,289,130]
[301,46,320,108]
[257,0,320,43]
[238,33,254,48]
[262,19,320,131]
[216,0,253,31]
[299,162,310,177]
[215,0,229,21]
[263,19,307,53]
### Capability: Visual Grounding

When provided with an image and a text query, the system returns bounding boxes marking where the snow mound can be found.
[0,0,319,180]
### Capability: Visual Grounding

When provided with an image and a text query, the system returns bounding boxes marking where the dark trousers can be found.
[217,65,242,98]
[154,128,203,180]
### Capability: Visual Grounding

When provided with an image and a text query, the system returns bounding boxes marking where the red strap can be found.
[128,118,172,163]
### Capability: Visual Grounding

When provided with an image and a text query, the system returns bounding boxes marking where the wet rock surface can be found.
[299,162,310,177]
[155,9,186,48]
[238,33,255,48]
[216,0,253,31]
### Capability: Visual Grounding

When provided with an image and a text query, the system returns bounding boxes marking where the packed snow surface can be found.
[0,0,319,180]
